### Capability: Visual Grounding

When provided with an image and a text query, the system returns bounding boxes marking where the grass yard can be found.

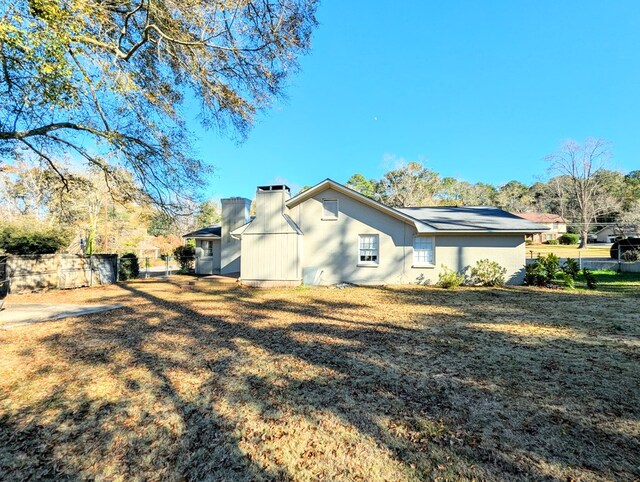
[1,278,639,481]
[582,270,640,295]
[526,243,612,259]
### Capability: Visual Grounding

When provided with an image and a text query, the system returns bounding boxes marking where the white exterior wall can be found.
[289,188,527,285]
[240,188,303,286]
[195,239,221,275]
[221,198,251,274]
[240,233,302,285]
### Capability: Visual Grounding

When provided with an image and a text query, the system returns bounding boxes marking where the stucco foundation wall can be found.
[241,279,302,288]
[289,188,526,285]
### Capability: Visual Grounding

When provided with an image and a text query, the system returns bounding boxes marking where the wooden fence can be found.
[1,254,117,293]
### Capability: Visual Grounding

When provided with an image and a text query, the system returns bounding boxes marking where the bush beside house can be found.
[119,253,140,280]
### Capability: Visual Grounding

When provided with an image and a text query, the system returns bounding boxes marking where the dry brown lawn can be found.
[1,278,639,481]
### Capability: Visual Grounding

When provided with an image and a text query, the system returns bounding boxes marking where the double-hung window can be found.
[201,240,214,257]
[322,199,338,220]
[413,236,434,266]
[358,234,379,265]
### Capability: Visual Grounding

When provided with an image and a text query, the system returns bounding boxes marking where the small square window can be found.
[322,200,338,220]
[359,234,379,265]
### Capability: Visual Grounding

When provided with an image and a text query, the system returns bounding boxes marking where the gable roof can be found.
[287,179,548,234]
[514,212,568,224]
[398,207,549,232]
[182,224,221,239]
[286,179,438,232]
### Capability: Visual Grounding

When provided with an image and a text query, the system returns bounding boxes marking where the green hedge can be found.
[119,253,140,281]
[0,225,70,255]
[558,233,579,245]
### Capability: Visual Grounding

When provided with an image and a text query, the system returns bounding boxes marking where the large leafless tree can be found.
[546,138,618,248]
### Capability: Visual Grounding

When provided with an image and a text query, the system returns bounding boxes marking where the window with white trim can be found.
[322,199,338,220]
[413,236,434,266]
[201,240,214,257]
[358,234,379,265]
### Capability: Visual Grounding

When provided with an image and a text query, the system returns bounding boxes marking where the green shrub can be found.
[436,266,465,289]
[0,225,70,255]
[523,254,561,287]
[561,258,580,280]
[558,233,579,245]
[173,245,196,272]
[525,239,533,246]
[582,268,597,289]
[546,239,559,245]
[119,253,140,281]
[541,253,560,280]
[558,272,575,289]
[524,262,547,287]
[620,249,639,262]
[469,259,507,286]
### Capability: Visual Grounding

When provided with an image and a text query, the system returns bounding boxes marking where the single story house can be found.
[185,179,547,286]
[513,212,567,244]
[595,225,640,243]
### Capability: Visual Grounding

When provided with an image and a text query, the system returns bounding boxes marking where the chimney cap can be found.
[257,185,290,193]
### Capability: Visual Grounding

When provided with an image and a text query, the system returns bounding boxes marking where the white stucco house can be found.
[184,179,547,286]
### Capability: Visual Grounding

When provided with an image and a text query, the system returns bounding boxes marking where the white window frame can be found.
[201,240,214,257]
[322,199,339,220]
[413,236,435,267]
[358,234,379,266]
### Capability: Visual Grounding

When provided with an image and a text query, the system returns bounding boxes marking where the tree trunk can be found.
[579,229,588,249]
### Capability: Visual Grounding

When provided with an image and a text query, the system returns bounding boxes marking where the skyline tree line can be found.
[2,139,639,253]
[340,140,639,245]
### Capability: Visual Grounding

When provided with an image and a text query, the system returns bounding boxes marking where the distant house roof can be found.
[514,212,567,224]
[182,224,222,239]
[397,206,549,232]
[596,225,640,235]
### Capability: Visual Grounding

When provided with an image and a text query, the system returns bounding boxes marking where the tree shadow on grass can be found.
[1,282,638,480]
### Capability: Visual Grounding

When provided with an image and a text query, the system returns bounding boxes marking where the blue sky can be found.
[193,0,640,200]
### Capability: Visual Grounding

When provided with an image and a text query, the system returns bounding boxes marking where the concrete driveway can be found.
[0,303,124,330]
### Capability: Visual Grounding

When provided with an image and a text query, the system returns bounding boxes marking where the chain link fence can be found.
[525,250,640,272]
[137,256,197,278]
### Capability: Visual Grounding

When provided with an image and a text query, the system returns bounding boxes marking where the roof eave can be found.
[429,229,549,234]
[182,234,221,239]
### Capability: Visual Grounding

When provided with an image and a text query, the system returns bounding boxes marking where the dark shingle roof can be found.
[182,224,221,238]
[396,206,549,232]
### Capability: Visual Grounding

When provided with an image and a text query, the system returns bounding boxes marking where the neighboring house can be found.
[513,212,567,244]
[186,179,547,286]
[595,225,640,243]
